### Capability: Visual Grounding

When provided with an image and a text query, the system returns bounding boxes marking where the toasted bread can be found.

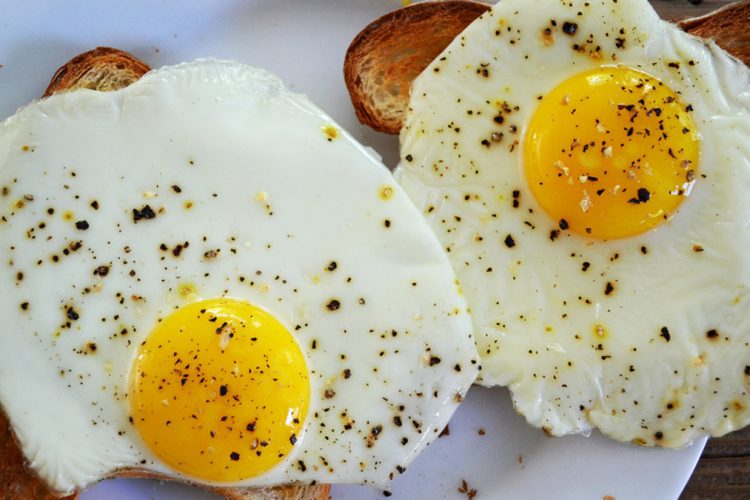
[43,47,151,97]
[0,410,77,500]
[1,48,330,500]
[679,0,750,66]
[345,0,750,135]
[343,0,490,134]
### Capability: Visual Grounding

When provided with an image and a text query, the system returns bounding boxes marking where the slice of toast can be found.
[43,47,151,97]
[678,0,750,66]
[344,0,750,135]
[1,48,330,500]
[0,410,77,500]
[343,0,490,134]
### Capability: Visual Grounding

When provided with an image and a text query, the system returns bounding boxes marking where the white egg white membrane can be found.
[0,60,478,494]
[395,0,750,447]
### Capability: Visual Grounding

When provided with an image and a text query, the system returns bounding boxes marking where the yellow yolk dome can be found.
[523,67,700,239]
[130,298,309,482]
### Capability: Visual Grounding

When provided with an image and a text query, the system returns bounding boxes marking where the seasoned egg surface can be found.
[395,0,750,447]
[0,60,478,493]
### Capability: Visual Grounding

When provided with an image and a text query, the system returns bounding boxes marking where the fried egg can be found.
[395,0,750,447]
[0,60,478,494]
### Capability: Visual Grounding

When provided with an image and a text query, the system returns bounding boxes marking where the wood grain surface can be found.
[646,3,749,498]
[651,0,734,20]
[681,427,750,499]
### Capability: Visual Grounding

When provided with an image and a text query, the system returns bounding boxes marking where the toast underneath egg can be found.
[0,46,330,500]
[343,0,491,134]
[344,0,750,134]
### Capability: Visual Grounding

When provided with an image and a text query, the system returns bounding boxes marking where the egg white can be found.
[395,0,750,447]
[0,60,478,493]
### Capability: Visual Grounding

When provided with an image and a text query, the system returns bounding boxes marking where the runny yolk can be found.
[129,298,309,482]
[523,66,700,239]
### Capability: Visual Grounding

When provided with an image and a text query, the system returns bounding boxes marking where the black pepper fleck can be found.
[562,21,578,35]
[66,307,80,321]
[660,327,671,342]
[93,265,110,277]
[132,205,156,222]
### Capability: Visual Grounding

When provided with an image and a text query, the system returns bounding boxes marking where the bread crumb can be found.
[458,479,478,500]
[517,454,523,464]
[439,424,450,438]
[477,428,486,436]
[603,496,616,500]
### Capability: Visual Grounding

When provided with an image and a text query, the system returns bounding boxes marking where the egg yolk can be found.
[523,66,700,239]
[129,298,309,482]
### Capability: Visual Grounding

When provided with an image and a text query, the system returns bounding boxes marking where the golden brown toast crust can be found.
[0,410,78,500]
[43,47,151,97]
[105,468,330,500]
[344,0,750,135]
[3,48,330,500]
[344,0,490,134]
[678,0,750,67]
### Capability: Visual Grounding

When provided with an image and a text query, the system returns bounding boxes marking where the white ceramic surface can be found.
[0,1,705,499]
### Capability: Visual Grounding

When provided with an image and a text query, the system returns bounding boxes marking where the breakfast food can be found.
[345,0,750,135]
[344,0,490,134]
[395,0,750,447]
[677,0,750,66]
[44,47,151,97]
[0,59,478,496]
[4,49,329,500]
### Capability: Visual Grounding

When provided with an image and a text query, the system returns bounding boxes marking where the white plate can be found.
[0,1,705,499]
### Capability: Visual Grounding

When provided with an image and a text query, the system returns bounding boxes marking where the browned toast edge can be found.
[345,0,750,135]
[678,0,750,67]
[344,0,491,134]
[43,47,151,97]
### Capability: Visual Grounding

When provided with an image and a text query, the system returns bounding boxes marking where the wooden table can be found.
[649,2,750,498]
[651,0,734,20]
[682,427,750,498]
